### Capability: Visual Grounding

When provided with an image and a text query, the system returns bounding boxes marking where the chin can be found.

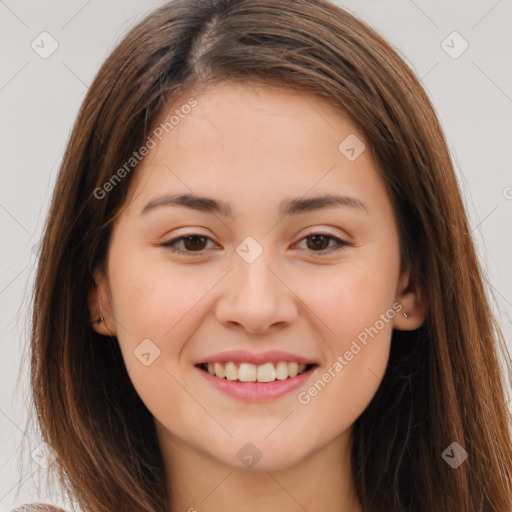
[216,434,313,472]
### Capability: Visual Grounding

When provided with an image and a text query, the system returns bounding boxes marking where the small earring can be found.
[404,312,410,318]
[90,316,103,325]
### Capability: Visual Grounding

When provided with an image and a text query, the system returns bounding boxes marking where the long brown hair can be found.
[26,0,512,510]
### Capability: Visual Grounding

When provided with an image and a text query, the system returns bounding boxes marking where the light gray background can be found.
[1,1,511,509]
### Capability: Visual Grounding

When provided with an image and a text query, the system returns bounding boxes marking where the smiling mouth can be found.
[196,361,318,383]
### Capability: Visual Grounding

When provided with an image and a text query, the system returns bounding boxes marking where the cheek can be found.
[292,259,397,423]
[106,248,224,404]
[297,293,394,439]
[106,254,204,421]
[299,258,399,343]
[108,246,211,339]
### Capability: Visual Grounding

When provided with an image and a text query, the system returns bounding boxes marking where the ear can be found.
[87,267,117,337]
[393,265,426,331]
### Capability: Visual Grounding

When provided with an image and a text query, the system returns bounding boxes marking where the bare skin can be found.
[89,81,425,512]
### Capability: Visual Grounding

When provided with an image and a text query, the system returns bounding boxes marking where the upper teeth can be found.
[206,361,308,382]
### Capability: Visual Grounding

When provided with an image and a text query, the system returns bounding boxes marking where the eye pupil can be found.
[307,234,329,250]
[184,235,207,251]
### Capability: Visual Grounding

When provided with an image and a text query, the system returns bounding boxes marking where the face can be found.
[90,81,424,473]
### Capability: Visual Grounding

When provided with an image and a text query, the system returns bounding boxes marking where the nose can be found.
[214,251,298,334]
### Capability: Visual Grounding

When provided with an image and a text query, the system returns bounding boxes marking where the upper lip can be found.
[196,350,318,366]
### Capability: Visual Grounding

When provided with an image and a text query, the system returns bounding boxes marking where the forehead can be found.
[160,80,356,146]
[123,81,385,218]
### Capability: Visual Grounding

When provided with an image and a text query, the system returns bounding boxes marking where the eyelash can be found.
[160,232,350,256]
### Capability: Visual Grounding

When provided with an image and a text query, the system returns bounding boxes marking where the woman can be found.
[21,0,512,510]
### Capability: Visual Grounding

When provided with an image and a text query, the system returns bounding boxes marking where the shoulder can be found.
[11,505,68,512]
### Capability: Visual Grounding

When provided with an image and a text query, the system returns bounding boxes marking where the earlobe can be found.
[87,268,117,337]
[393,267,426,331]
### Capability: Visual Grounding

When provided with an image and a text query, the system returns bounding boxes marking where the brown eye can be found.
[296,232,350,254]
[181,235,208,251]
[162,234,214,253]
[161,232,349,256]
[306,234,331,251]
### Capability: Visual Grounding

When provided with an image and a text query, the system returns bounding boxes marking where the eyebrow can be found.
[140,193,368,217]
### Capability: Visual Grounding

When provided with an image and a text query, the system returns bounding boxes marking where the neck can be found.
[157,424,362,512]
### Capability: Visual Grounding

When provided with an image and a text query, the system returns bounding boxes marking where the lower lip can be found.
[196,365,318,402]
